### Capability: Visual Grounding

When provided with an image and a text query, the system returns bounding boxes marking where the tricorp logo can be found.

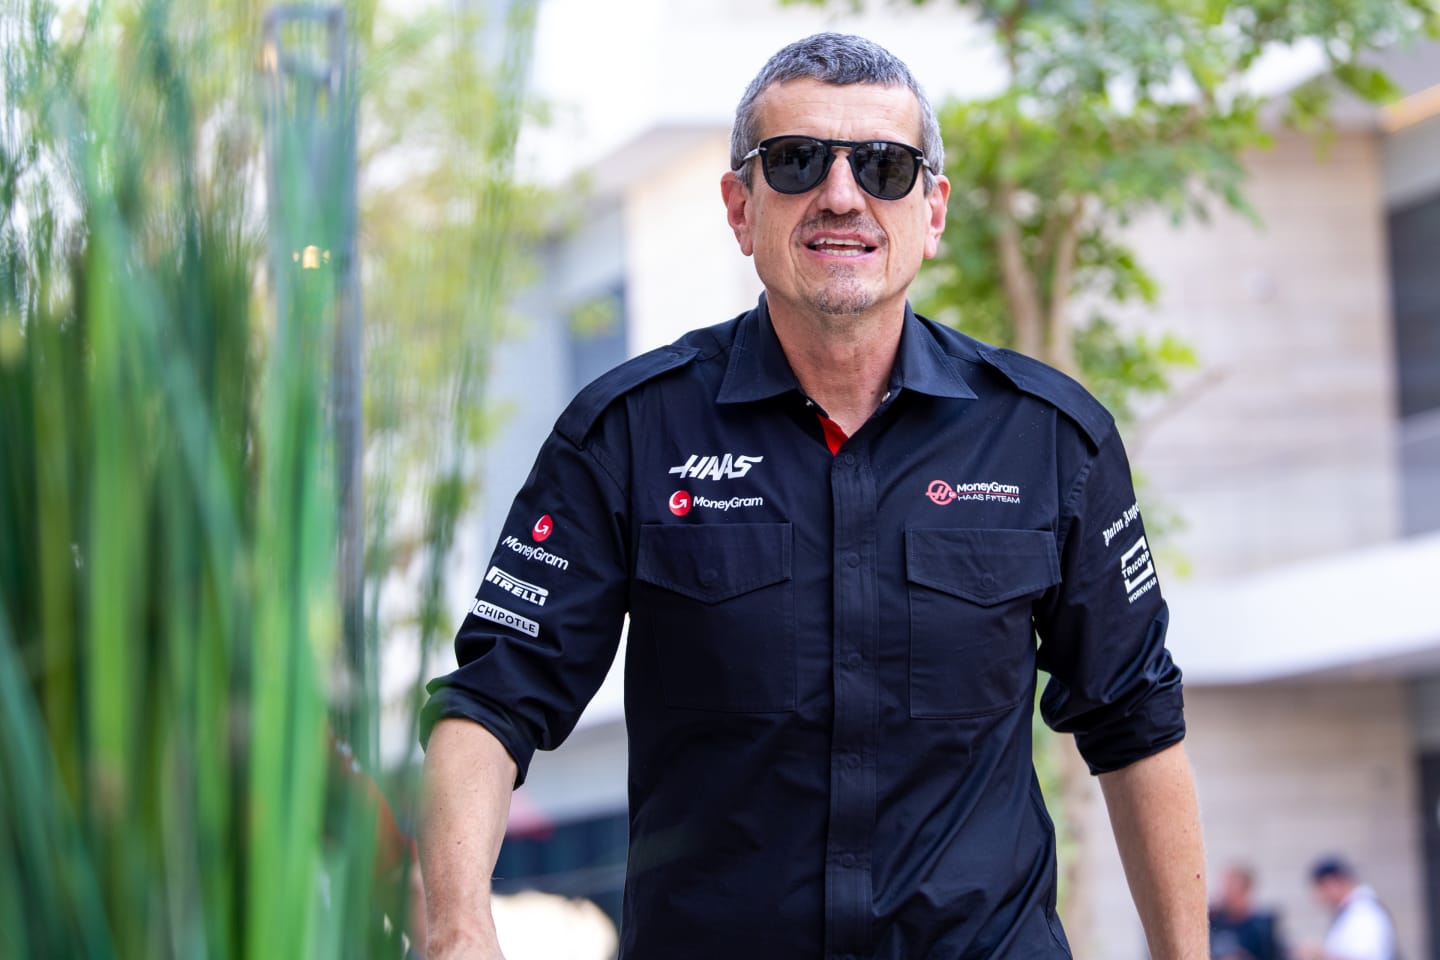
[926,480,958,505]
[668,491,692,516]
[532,515,553,542]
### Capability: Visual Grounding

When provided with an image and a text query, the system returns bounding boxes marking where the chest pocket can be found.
[906,528,1060,718]
[634,522,794,713]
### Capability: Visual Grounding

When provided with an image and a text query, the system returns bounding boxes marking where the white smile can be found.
[808,237,875,257]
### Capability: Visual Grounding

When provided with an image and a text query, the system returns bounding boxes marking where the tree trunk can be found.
[1043,204,1084,377]
[995,181,1045,359]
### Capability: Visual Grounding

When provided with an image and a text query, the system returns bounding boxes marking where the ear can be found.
[721,171,755,257]
[922,174,950,259]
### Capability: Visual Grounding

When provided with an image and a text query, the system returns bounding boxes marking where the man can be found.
[1306,857,1396,960]
[1209,864,1285,960]
[420,32,1206,959]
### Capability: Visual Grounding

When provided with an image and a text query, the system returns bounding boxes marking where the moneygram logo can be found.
[668,453,763,481]
[669,491,765,514]
[531,514,554,542]
[501,535,569,571]
[925,480,1021,505]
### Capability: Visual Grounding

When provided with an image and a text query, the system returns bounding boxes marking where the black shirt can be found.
[421,297,1186,959]
[1209,908,1285,960]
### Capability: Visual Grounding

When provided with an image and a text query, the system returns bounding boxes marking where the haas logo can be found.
[531,515,554,541]
[669,453,763,481]
[926,480,958,505]
[668,491,692,516]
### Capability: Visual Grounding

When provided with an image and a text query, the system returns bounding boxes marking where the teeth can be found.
[810,237,871,256]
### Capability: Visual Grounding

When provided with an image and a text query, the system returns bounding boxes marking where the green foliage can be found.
[1074,320,1199,426]
[356,0,546,755]
[795,0,1437,422]
[0,0,542,955]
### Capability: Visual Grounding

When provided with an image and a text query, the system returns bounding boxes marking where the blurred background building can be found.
[429,1,1440,955]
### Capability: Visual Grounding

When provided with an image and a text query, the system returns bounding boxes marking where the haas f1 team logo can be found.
[669,453,763,481]
[926,479,1021,505]
[926,480,958,505]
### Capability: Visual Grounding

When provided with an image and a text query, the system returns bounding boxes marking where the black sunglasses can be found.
[736,135,934,201]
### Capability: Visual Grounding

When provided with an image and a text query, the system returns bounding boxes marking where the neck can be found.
[768,301,903,437]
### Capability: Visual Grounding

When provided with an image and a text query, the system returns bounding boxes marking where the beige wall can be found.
[623,133,761,354]
[1126,132,1399,579]
[1070,681,1425,959]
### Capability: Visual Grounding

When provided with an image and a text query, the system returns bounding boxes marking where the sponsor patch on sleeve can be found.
[1119,535,1158,604]
[485,565,549,607]
[469,598,540,637]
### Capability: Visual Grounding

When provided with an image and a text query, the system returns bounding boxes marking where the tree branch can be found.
[1045,199,1085,376]
[993,12,1044,359]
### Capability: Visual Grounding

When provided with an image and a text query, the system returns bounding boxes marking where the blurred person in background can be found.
[1208,863,1286,960]
[418,31,1205,960]
[1297,856,1395,960]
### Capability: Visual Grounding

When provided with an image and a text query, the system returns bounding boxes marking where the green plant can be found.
[0,0,541,955]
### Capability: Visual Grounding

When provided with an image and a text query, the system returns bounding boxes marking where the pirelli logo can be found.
[485,565,549,607]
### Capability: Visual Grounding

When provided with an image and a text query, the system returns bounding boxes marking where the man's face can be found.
[1313,875,1350,912]
[721,78,949,327]
[1219,868,1252,915]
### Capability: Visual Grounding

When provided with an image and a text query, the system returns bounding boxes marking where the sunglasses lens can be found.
[763,138,831,193]
[757,137,923,199]
[853,143,918,200]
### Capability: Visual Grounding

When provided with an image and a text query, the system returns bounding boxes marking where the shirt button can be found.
[981,573,996,589]
[700,568,719,585]
[845,654,861,670]
[842,453,856,466]
[842,753,861,769]
[840,854,857,868]
[844,552,860,568]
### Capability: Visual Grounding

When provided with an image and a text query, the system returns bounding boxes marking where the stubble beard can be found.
[797,213,884,323]
[809,265,877,326]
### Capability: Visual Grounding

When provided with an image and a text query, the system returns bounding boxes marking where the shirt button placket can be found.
[824,446,879,959]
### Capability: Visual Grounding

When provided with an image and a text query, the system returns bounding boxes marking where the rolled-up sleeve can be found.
[419,426,630,786]
[1034,427,1185,775]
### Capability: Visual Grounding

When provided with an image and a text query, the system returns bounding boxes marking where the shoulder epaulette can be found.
[556,343,700,446]
[977,345,1115,449]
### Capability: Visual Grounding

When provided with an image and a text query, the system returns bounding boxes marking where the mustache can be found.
[798,213,885,244]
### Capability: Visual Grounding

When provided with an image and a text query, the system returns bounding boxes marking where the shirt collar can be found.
[716,294,977,405]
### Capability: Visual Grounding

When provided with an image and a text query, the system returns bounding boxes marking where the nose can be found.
[815,147,867,215]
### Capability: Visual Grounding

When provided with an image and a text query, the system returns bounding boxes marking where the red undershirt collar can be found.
[817,414,848,455]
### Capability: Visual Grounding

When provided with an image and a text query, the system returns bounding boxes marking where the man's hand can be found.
[1098,741,1208,960]
[420,719,517,960]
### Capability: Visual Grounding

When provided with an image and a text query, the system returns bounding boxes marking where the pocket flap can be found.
[637,522,792,603]
[906,528,1060,606]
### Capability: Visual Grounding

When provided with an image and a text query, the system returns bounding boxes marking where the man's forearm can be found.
[420,718,518,959]
[1098,741,1207,960]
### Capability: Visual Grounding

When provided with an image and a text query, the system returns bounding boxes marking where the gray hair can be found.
[730,32,944,195]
